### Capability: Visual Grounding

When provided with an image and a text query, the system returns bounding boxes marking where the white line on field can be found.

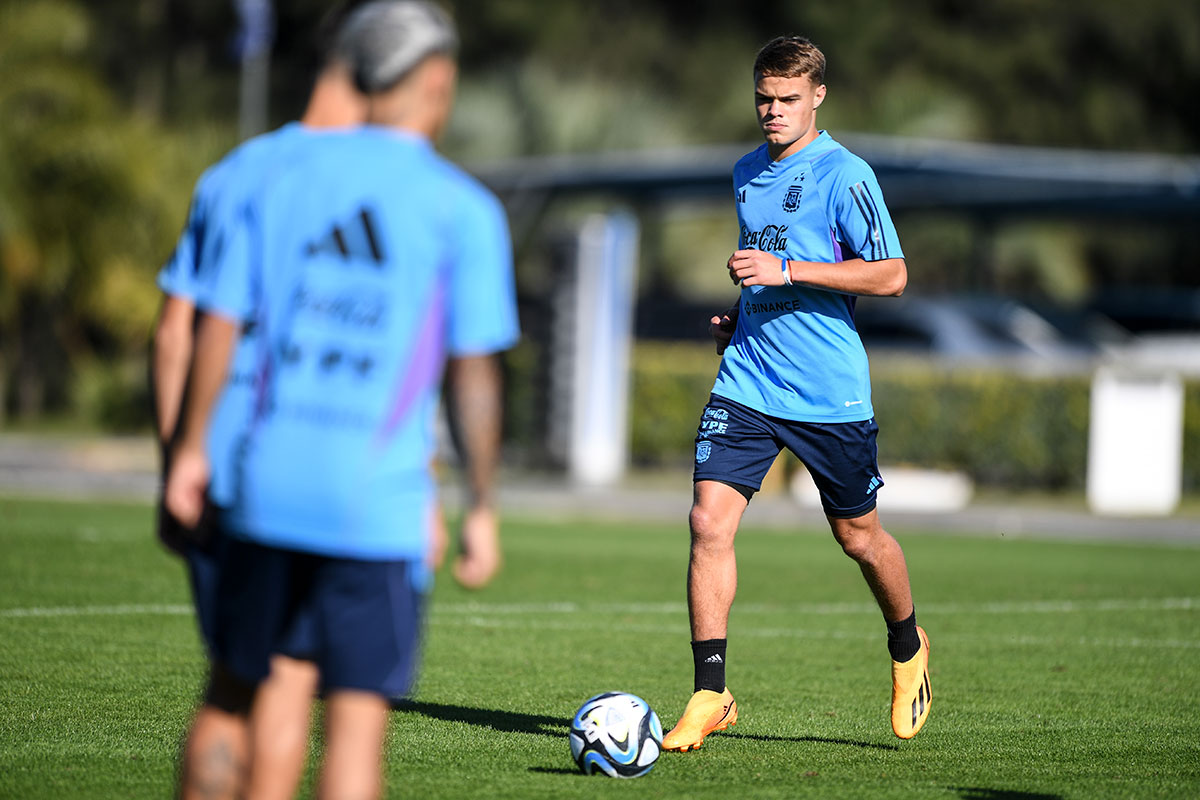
[431,617,1200,649]
[1,596,1195,620]
[429,597,1199,616]
[2,600,1196,649]
[0,603,193,618]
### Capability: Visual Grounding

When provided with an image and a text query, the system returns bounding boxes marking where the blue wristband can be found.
[781,256,793,286]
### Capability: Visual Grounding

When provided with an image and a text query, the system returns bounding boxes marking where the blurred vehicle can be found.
[1086,287,1200,335]
[1086,287,1200,375]
[853,294,1127,368]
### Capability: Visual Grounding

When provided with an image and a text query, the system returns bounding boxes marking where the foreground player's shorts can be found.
[183,522,228,655]
[213,534,423,699]
[692,393,884,519]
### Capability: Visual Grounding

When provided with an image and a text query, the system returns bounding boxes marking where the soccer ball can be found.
[568,691,663,778]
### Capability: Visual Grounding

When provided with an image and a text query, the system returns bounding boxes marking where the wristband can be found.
[781,257,793,286]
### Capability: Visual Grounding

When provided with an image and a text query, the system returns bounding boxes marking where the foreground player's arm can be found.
[727,250,907,297]
[444,353,504,589]
[151,295,197,456]
[164,311,240,529]
[445,354,503,509]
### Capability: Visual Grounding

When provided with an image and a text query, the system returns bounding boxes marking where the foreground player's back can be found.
[203,126,517,560]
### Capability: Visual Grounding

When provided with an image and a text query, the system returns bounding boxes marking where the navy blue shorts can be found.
[212,534,423,700]
[184,528,227,656]
[692,394,884,519]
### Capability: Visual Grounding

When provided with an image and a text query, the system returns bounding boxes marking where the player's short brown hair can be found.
[753,36,826,85]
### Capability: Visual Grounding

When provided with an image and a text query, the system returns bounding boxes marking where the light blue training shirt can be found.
[712,131,904,422]
[158,123,317,507]
[196,126,519,561]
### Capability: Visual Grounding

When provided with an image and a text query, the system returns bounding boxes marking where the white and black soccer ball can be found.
[568,691,663,778]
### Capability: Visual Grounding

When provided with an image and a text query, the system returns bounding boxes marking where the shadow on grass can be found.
[953,789,1063,800]
[394,699,568,738]
[528,766,581,776]
[722,731,900,751]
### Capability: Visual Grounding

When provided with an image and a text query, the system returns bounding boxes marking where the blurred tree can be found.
[0,0,216,423]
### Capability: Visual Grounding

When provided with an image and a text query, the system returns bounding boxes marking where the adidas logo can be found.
[910,670,931,728]
[704,654,724,664]
[305,205,386,265]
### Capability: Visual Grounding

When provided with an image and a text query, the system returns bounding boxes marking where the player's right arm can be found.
[164,194,259,530]
[152,296,195,457]
[165,309,241,529]
[151,169,220,552]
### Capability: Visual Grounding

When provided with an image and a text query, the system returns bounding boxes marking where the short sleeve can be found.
[193,199,259,324]
[831,160,904,262]
[157,167,221,300]
[444,186,520,355]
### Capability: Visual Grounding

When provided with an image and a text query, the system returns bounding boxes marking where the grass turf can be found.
[1,495,1198,798]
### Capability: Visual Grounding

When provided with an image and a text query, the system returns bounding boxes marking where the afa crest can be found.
[695,441,712,463]
[782,183,803,212]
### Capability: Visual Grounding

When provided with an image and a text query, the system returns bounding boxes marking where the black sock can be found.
[886,610,921,662]
[692,638,727,693]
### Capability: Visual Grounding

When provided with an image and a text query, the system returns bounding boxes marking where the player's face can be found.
[754,74,826,160]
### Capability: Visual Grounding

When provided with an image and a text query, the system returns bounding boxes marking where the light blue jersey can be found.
[158,123,320,507]
[197,127,519,561]
[712,131,903,422]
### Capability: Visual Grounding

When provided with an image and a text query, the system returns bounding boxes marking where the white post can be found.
[1086,369,1184,516]
[565,212,640,486]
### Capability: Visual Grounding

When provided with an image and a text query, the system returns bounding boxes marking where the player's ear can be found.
[813,83,827,109]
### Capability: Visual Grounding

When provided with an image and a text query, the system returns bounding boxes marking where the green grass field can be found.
[2,496,1198,799]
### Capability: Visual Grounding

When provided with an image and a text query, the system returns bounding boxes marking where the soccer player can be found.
[662,36,931,752]
[164,2,518,797]
[151,6,371,798]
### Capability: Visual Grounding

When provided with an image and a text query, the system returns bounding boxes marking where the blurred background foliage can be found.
[0,0,1197,437]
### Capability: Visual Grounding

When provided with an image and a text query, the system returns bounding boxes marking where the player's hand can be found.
[164,445,210,530]
[709,304,740,355]
[156,497,189,557]
[452,506,501,590]
[727,249,787,287]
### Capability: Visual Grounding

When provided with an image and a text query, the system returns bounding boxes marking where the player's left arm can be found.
[729,160,906,296]
[729,251,906,296]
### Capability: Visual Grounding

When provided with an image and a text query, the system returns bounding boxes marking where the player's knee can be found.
[831,519,878,563]
[688,503,734,546]
[836,532,873,563]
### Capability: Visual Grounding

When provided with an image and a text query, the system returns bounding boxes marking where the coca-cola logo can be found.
[740,224,789,251]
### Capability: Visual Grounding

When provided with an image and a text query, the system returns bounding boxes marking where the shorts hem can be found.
[824,496,879,520]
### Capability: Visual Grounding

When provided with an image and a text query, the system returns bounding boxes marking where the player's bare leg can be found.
[664,481,747,752]
[317,690,390,800]
[687,481,749,640]
[244,656,321,800]
[828,509,931,738]
[180,665,253,800]
[828,509,912,622]
[180,709,247,800]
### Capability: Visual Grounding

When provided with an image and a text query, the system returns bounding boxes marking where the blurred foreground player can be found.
[165,2,518,796]
[662,36,930,752]
[151,5,371,798]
